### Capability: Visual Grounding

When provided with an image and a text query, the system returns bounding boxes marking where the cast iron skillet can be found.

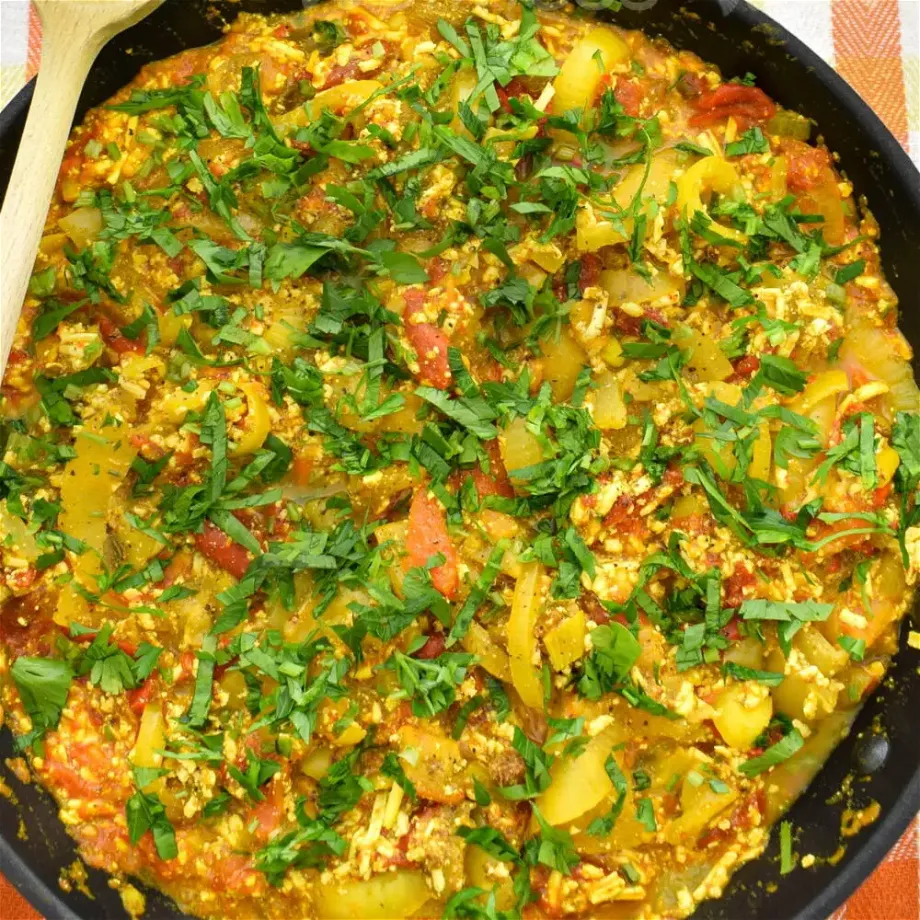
[0,1,918,917]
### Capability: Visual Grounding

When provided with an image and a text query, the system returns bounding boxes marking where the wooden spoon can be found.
[0,0,163,376]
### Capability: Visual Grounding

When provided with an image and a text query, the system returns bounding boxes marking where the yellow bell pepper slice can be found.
[676,156,746,243]
[233,382,271,455]
[508,561,545,709]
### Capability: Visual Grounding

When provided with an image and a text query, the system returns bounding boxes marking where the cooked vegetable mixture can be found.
[1,1,918,917]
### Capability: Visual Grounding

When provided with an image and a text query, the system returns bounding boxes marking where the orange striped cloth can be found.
[0,0,918,918]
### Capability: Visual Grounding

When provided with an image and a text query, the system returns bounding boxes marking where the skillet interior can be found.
[0,1,917,918]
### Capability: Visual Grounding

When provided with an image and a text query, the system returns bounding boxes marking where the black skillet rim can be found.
[0,0,918,918]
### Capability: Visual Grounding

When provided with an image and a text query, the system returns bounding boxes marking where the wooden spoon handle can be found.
[0,12,108,376]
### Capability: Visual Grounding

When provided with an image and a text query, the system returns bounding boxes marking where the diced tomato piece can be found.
[59,154,83,180]
[167,252,187,276]
[427,257,449,284]
[731,354,761,380]
[825,554,844,575]
[0,592,56,657]
[723,565,756,609]
[129,432,166,461]
[383,833,417,869]
[479,359,505,383]
[605,470,681,540]
[578,253,602,295]
[604,495,633,528]
[236,733,266,765]
[42,740,113,800]
[592,72,614,104]
[127,678,157,716]
[690,84,776,129]
[406,489,459,599]
[248,779,285,843]
[8,567,38,593]
[613,77,644,117]
[98,315,146,355]
[467,440,515,500]
[167,49,212,87]
[495,77,529,112]
[321,60,361,91]
[579,591,610,625]
[613,306,667,337]
[162,551,192,587]
[377,701,413,740]
[179,650,197,679]
[871,482,892,508]
[675,71,705,98]
[292,454,313,487]
[697,790,765,847]
[195,520,251,579]
[663,467,685,489]
[784,141,834,192]
[804,515,885,560]
[208,853,266,895]
[71,630,138,658]
[414,631,446,660]
[603,495,649,539]
[233,507,270,544]
[505,77,529,98]
[403,290,452,389]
